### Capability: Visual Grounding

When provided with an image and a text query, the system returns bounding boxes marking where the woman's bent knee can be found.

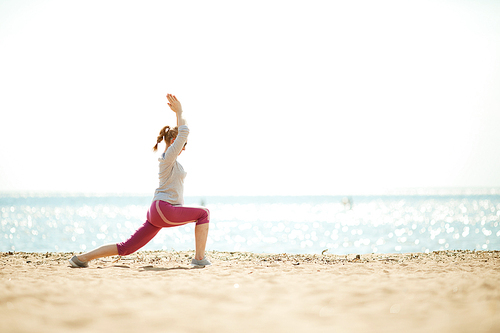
[196,207,210,225]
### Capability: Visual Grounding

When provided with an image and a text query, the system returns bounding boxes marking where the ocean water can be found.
[1,193,499,255]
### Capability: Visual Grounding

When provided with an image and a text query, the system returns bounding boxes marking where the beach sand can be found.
[1,250,499,333]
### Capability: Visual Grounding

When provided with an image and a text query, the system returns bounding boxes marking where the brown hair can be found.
[152,126,179,151]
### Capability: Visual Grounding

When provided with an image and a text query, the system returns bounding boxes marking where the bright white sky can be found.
[0,0,499,196]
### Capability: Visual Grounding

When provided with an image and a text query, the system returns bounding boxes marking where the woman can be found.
[69,94,211,268]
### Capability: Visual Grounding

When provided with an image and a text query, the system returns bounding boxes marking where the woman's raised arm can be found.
[166,94,186,127]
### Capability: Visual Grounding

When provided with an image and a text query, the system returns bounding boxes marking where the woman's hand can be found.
[166,94,186,127]
[167,94,183,114]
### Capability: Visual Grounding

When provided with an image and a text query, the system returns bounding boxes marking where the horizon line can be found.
[1,187,500,198]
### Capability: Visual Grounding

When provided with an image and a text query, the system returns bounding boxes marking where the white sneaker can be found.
[69,255,88,268]
[191,257,212,267]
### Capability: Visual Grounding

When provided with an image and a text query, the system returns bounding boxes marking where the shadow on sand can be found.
[139,265,204,271]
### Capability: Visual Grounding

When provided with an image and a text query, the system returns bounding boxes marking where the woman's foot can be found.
[69,255,88,268]
[191,257,211,267]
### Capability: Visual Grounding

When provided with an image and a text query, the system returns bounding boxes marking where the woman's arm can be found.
[167,94,186,127]
[161,94,189,163]
[162,125,189,163]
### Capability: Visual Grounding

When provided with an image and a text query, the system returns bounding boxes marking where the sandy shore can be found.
[1,250,499,333]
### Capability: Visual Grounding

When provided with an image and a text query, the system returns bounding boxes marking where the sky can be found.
[0,0,499,196]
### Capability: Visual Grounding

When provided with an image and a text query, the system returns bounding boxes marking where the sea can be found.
[1,191,499,255]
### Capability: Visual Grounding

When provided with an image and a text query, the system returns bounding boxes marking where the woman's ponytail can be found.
[152,125,179,151]
[153,126,170,151]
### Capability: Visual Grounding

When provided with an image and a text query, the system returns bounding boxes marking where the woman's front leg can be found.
[194,223,209,260]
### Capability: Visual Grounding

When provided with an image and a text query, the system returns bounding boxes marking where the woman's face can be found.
[179,142,187,155]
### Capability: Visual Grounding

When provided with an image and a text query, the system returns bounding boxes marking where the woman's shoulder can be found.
[158,152,173,161]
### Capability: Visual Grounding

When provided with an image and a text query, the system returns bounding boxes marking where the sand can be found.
[0,250,499,333]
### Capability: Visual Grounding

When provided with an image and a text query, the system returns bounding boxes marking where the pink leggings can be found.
[116,200,210,256]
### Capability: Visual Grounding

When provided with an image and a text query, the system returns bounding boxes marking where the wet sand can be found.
[1,250,499,333]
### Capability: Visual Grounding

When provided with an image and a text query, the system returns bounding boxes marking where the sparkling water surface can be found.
[1,194,499,255]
